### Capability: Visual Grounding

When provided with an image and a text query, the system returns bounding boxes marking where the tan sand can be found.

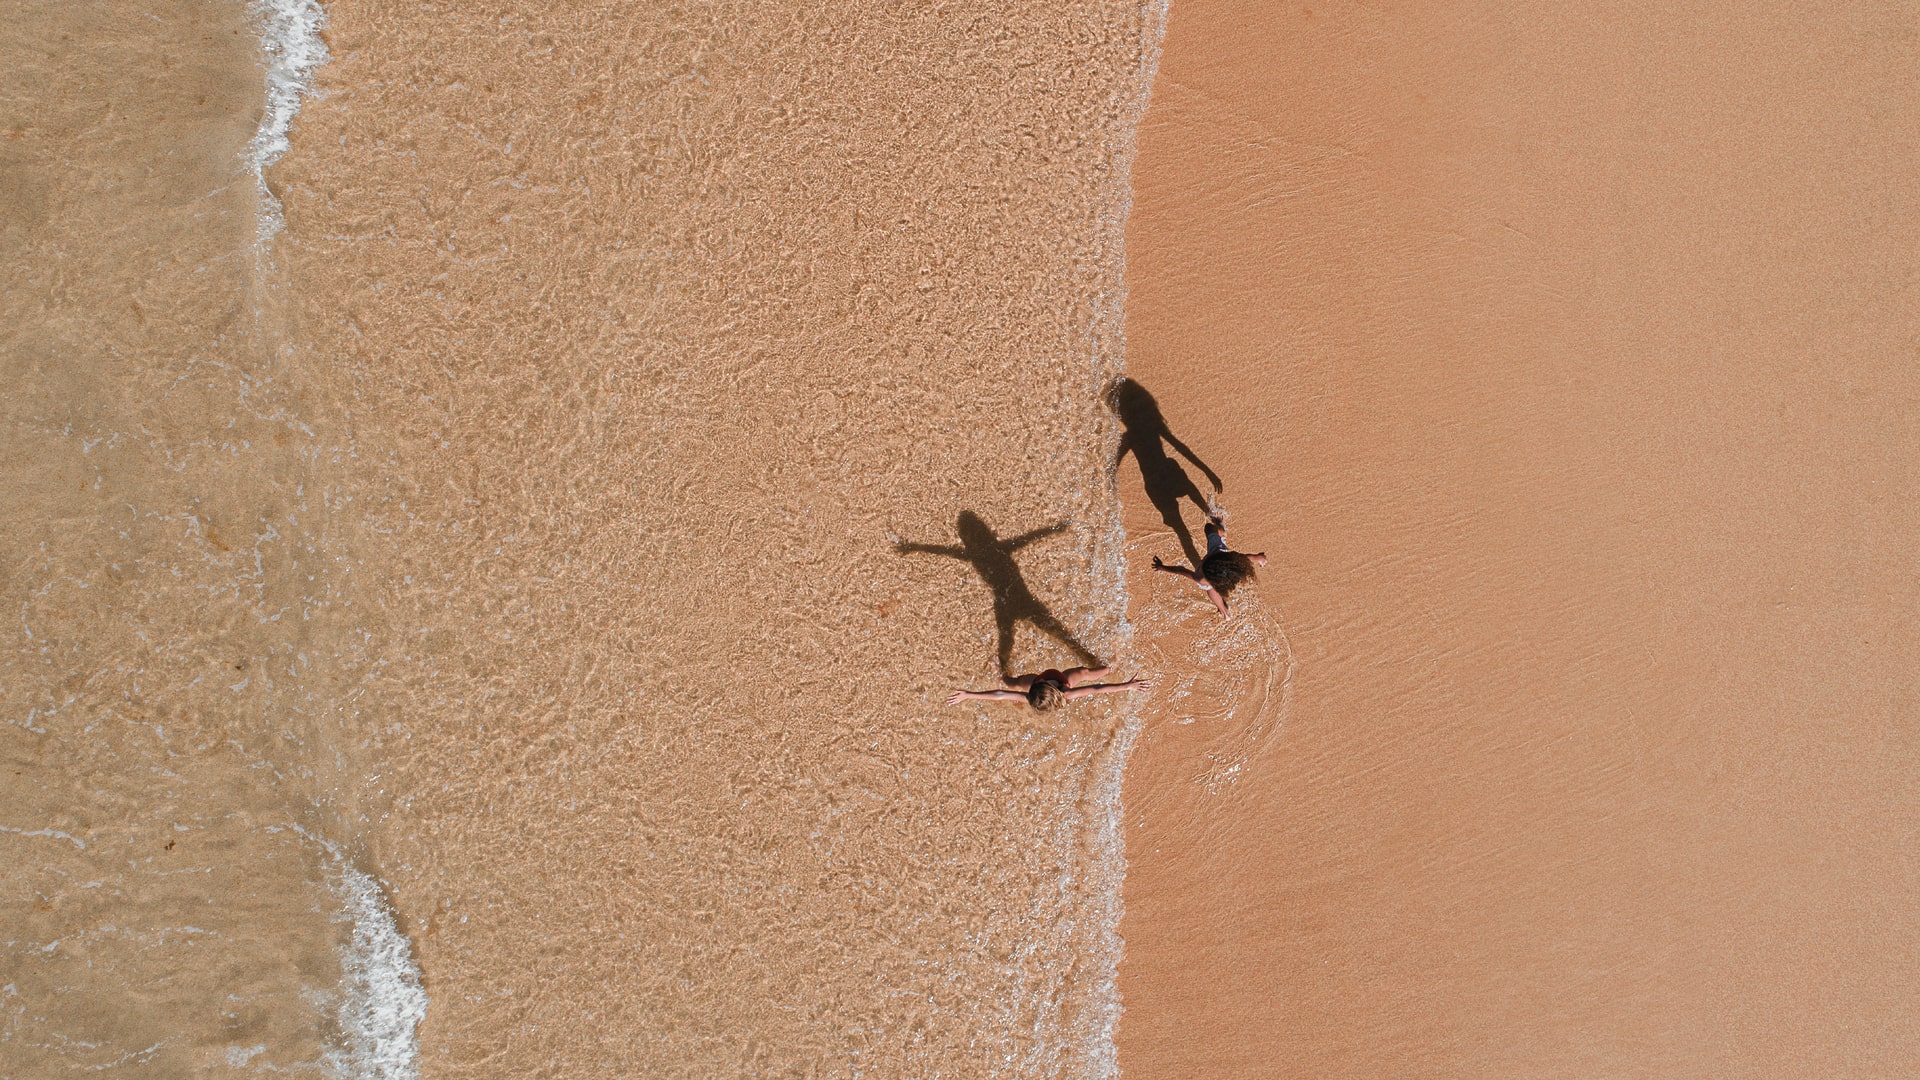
[1117,3,1920,1076]
[6,0,1164,1073]
[0,3,368,1072]
[270,1,1159,1074]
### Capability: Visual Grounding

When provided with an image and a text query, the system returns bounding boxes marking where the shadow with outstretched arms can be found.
[1111,377,1222,566]
[895,510,1102,676]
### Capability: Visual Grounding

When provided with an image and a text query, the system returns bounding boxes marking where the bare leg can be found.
[1062,665,1112,687]
[1002,673,1038,690]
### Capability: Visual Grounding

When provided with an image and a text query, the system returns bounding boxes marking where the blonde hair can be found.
[1027,681,1064,712]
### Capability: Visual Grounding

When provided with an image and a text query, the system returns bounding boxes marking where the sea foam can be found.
[1066,0,1170,1074]
[247,0,328,240]
[325,861,428,1080]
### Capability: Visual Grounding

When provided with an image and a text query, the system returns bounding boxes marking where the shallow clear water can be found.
[2,0,1164,1074]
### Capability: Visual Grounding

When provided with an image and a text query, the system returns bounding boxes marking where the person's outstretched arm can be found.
[948,689,1029,705]
[1063,679,1154,700]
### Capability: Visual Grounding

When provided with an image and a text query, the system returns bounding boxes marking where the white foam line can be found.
[0,825,88,850]
[247,0,329,242]
[325,859,428,1080]
[1072,0,1171,1075]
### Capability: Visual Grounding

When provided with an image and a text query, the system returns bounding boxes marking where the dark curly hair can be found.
[1201,551,1257,596]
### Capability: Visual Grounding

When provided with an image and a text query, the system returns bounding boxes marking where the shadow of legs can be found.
[1113,378,1222,566]
[1027,609,1102,669]
[1154,492,1205,567]
[900,510,1103,676]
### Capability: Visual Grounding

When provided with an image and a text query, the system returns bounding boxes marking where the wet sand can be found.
[1118,3,1920,1076]
[271,0,1158,1074]
[0,3,375,1071]
[6,0,1163,1074]
[15,0,1920,1072]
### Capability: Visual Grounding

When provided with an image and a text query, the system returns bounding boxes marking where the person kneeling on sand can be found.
[947,666,1152,710]
[1152,519,1267,617]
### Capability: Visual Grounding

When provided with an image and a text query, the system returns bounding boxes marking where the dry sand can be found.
[13,0,1920,1073]
[1117,3,1920,1076]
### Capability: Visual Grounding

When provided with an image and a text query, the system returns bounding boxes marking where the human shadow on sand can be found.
[895,510,1102,677]
[1111,377,1223,567]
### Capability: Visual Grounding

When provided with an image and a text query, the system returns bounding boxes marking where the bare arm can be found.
[1063,679,1153,700]
[948,689,1029,705]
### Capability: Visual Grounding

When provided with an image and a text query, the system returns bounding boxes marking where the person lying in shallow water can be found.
[1152,519,1268,617]
[946,666,1152,710]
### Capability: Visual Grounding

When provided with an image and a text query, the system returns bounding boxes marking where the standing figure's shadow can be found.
[896,511,1102,676]
[1112,378,1223,567]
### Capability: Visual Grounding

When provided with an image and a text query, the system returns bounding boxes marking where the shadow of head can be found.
[955,510,995,550]
[1108,377,1165,435]
[897,510,1099,672]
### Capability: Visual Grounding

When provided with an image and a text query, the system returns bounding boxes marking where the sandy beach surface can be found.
[1116,3,1920,1076]
[9,0,1920,1074]
[5,0,1161,1074]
